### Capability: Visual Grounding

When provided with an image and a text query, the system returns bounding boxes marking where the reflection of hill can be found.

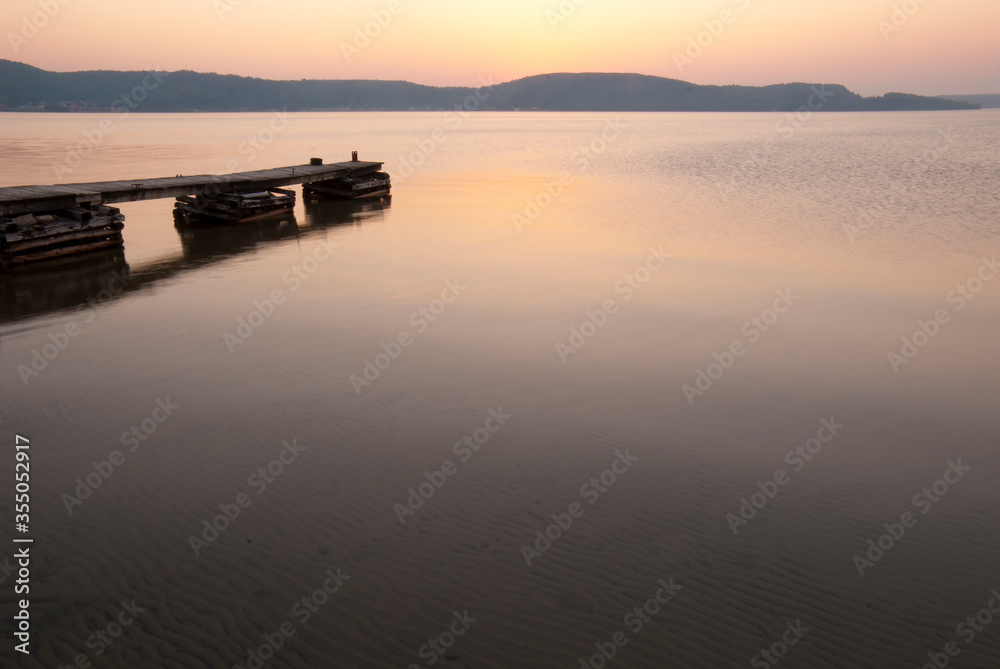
[0,198,391,324]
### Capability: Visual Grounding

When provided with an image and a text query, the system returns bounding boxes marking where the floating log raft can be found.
[0,205,125,270]
[173,188,296,226]
[303,171,391,200]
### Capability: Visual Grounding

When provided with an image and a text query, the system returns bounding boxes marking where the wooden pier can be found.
[0,157,386,269]
[0,159,384,216]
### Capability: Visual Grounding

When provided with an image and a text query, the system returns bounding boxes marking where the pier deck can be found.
[0,161,383,216]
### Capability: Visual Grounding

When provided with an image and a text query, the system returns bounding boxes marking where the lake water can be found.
[1,111,999,668]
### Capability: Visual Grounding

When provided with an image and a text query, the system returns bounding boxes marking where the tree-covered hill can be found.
[0,60,980,113]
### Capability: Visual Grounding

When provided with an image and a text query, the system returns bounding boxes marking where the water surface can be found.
[1,111,999,668]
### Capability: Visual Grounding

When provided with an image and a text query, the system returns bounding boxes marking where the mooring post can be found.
[352,151,358,162]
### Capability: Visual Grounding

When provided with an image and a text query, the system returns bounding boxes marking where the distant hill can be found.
[485,73,978,112]
[941,94,1000,109]
[0,60,980,113]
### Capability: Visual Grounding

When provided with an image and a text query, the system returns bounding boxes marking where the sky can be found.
[3,0,998,95]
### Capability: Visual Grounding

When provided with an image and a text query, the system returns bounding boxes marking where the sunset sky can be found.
[3,0,998,95]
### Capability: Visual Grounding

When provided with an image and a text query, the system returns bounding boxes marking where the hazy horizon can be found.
[3,0,998,96]
[5,58,999,99]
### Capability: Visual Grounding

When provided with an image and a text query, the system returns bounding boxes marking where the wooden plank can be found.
[5,227,124,252]
[4,216,122,241]
[2,237,124,266]
[0,161,384,215]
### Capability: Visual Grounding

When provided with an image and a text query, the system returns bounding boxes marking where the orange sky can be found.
[3,0,998,95]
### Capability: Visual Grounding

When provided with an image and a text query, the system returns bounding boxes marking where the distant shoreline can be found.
[1,60,982,113]
[0,109,988,114]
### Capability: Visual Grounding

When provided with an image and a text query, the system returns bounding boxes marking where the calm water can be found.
[1,111,999,668]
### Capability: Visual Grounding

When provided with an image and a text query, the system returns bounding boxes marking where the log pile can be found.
[0,205,125,270]
[173,188,296,226]
[303,172,391,200]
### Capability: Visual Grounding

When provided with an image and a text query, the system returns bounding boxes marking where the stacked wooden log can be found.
[303,171,391,200]
[0,205,125,270]
[173,188,296,226]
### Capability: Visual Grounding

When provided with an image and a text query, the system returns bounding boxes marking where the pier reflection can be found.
[0,248,131,324]
[0,196,391,325]
[174,215,300,267]
[303,194,391,229]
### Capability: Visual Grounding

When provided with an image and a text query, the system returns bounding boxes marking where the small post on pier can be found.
[352,151,358,162]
